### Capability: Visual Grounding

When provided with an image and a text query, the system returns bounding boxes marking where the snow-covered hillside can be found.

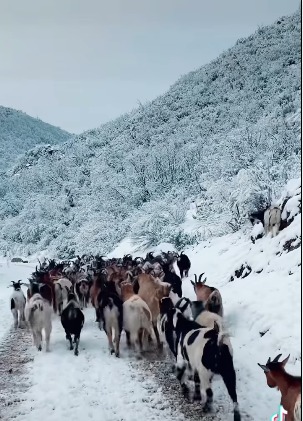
[0,9,300,257]
[0,106,71,172]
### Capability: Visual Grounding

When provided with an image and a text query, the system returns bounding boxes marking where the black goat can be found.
[162,263,182,297]
[97,281,123,357]
[177,252,191,279]
[61,292,85,356]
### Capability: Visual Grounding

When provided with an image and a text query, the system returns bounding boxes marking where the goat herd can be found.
[8,251,301,421]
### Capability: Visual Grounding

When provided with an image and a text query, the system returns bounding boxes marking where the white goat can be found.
[25,292,52,352]
[9,281,26,328]
[264,206,281,237]
[54,277,72,315]
[123,294,153,352]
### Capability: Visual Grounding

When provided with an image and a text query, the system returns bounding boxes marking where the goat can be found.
[176,252,191,278]
[90,270,107,321]
[190,273,223,317]
[97,281,123,357]
[158,297,197,358]
[169,308,240,420]
[135,273,171,349]
[24,287,52,352]
[54,278,72,315]
[61,292,85,356]
[264,206,282,237]
[258,354,301,421]
[9,280,26,328]
[121,282,153,352]
[162,262,182,297]
[74,278,90,310]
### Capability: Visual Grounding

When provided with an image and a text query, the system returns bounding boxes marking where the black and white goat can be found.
[24,284,52,352]
[9,280,26,328]
[163,304,241,421]
[162,262,182,298]
[158,296,193,358]
[97,281,123,357]
[61,292,85,356]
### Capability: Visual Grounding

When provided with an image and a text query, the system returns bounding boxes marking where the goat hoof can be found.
[193,393,201,402]
[115,353,120,358]
[110,349,115,355]
[74,350,79,356]
[202,403,211,413]
[181,385,190,400]
[38,345,42,351]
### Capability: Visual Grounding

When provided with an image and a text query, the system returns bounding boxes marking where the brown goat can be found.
[190,273,223,317]
[135,273,171,349]
[90,270,107,321]
[258,354,301,421]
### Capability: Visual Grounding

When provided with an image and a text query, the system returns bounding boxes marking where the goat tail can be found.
[28,303,39,325]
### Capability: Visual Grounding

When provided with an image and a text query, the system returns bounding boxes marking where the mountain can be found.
[0,106,71,171]
[0,9,300,258]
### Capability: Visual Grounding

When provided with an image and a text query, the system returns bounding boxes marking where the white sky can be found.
[0,0,300,133]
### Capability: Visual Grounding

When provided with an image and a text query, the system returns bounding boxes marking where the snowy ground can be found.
[0,213,301,421]
[0,261,244,421]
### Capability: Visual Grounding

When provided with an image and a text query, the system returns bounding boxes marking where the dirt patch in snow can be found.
[0,327,33,420]
[129,347,253,421]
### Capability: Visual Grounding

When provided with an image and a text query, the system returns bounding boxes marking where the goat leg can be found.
[74,334,80,356]
[66,332,73,350]
[153,323,163,350]
[125,331,131,348]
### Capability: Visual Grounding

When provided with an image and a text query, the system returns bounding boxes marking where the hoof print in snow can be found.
[255,269,263,274]
[8,368,13,374]
[259,329,269,337]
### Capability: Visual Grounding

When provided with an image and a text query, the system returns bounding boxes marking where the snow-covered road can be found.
[6,308,185,421]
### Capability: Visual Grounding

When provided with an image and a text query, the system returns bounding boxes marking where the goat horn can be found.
[258,363,270,373]
[198,273,205,283]
[267,357,271,364]
[272,354,282,363]
[194,274,197,284]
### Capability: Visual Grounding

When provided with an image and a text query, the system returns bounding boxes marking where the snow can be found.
[0,260,35,342]
[105,214,301,420]
[251,221,264,238]
[0,197,301,421]
[8,308,184,421]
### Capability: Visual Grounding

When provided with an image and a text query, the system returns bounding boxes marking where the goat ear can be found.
[281,354,290,367]
[258,363,270,372]
[213,321,220,333]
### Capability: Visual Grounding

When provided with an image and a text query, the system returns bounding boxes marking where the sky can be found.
[0,0,300,134]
